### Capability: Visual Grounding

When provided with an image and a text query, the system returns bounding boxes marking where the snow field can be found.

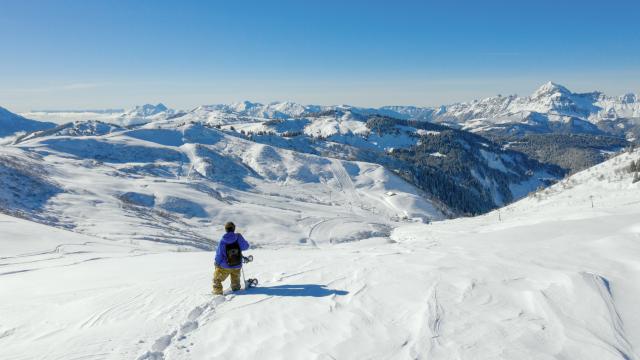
[2,146,640,359]
[1,115,640,359]
[3,186,640,359]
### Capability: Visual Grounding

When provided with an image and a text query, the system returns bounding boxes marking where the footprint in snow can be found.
[138,296,227,359]
[137,330,176,360]
[152,331,176,353]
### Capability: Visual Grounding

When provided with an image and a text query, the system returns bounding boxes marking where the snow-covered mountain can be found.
[382,82,640,138]
[0,106,56,139]
[156,107,561,214]
[2,87,640,359]
[13,120,125,144]
[216,100,325,119]
[20,82,639,138]
[8,81,636,214]
[375,83,635,174]
[7,103,562,215]
[1,117,446,249]
[117,103,178,126]
[1,137,638,360]
[164,82,639,138]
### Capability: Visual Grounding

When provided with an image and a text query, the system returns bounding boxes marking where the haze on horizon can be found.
[1,0,639,112]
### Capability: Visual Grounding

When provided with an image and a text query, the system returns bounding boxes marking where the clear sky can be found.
[1,0,639,112]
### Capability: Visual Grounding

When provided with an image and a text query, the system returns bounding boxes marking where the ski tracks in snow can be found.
[329,159,361,210]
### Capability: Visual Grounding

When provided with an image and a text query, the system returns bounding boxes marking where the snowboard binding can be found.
[245,278,259,288]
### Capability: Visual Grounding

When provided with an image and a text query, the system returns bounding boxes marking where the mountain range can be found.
[16,82,640,140]
[383,82,640,137]
[1,82,636,219]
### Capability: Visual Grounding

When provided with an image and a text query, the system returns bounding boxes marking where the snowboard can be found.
[242,255,259,289]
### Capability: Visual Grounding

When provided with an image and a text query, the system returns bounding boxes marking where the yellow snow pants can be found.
[212,266,242,294]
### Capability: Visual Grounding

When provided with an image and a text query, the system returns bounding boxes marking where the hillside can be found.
[18,81,637,197]
[5,105,560,216]
[1,138,638,360]
[1,117,445,249]
[0,106,56,139]
[20,81,637,190]
[383,83,636,173]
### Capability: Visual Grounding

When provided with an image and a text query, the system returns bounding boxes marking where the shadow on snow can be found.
[244,284,348,297]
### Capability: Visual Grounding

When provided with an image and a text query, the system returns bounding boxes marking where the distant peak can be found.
[621,93,638,104]
[228,101,262,112]
[532,81,571,98]
[0,106,22,118]
[138,103,167,110]
[128,103,169,116]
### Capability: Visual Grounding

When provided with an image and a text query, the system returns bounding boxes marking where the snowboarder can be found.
[212,221,250,295]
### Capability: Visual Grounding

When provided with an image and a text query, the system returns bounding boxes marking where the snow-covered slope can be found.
[11,105,562,215]
[1,142,638,359]
[161,108,561,214]
[17,89,616,214]
[0,106,56,139]
[1,118,445,250]
[13,120,125,144]
[390,148,640,359]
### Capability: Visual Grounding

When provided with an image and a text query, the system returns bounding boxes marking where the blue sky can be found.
[1,0,639,111]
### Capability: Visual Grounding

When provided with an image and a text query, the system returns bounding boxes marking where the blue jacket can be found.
[215,232,250,269]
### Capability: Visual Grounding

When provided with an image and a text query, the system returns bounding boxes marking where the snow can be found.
[0,119,444,250]
[416,129,440,136]
[2,94,640,359]
[0,106,56,137]
[2,140,639,359]
[386,82,640,133]
[479,149,509,173]
[21,104,177,127]
[17,82,640,136]
[301,113,370,138]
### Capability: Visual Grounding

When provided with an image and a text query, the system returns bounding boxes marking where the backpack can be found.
[225,238,242,267]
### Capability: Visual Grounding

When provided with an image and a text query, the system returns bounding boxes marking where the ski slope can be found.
[2,147,640,359]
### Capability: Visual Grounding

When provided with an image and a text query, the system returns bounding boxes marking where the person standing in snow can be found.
[212,222,250,295]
